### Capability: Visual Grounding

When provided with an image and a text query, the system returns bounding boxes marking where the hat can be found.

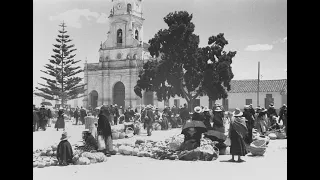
[260,107,267,112]
[244,105,250,109]
[40,105,45,108]
[60,132,70,141]
[203,106,210,112]
[249,104,253,107]
[194,106,202,113]
[114,104,117,106]
[233,108,243,117]
[283,104,287,107]
[214,106,223,112]
[59,107,64,110]
[82,129,90,134]
[269,103,274,108]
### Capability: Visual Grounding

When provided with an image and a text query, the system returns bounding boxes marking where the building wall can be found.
[227,92,282,111]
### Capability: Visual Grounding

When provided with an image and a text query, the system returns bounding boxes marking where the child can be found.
[56,132,73,166]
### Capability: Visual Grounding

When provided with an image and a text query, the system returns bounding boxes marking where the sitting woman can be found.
[180,127,203,151]
[77,130,98,152]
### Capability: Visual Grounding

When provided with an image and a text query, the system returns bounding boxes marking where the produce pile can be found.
[33,144,108,168]
[112,134,220,161]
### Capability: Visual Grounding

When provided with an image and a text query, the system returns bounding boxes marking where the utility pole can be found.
[257,61,260,107]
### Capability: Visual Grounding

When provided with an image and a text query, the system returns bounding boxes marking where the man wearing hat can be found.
[243,105,254,144]
[267,103,278,125]
[97,106,116,155]
[180,103,190,125]
[56,132,73,166]
[248,104,255,117]
[212,106,225,133]
[80,107,87,125]
[144,105,154,136]
[114,104,119,125]
[38,105,49,131]
[192,106,205,122]
[203,107,212,130]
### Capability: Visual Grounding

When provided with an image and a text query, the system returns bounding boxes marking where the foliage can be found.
[134,11,236,108]
[35,22,86,104]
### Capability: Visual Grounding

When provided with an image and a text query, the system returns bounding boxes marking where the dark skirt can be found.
[230,128,248,156]
[55,117,65,129]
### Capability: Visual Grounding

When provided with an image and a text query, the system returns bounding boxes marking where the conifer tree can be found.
[35,22,86,105]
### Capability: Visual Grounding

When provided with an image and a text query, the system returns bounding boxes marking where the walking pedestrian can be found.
[243,105,254,144]
[80,107,87,125]
[55,107,65,131]
[74,108,79,125]
[97,106,116,155]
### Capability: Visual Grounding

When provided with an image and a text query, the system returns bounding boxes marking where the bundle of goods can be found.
[112,135,219,161]
[33,144,108,168]
[248,139,267,156]
[84,116,98,129]
[268,133,277,140]
[111,124,125,140]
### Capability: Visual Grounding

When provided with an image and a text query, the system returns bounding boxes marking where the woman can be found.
[55,107,65,131]
[203,107,212,130]
[255,108,268,135]
[56,132,73,166]
[97,106,116,155]
[192,106,205,122]
[212,106,225,133]
[228,108,248,162]
[180,127,203,151]
[77,130,98,152]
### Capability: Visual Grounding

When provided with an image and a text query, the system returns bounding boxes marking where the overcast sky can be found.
[33,0,287,90]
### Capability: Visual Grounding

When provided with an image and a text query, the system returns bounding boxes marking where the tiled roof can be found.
[229,79,287,93]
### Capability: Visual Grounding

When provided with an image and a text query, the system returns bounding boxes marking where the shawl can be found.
[230,117,248,138]
[97,114,112,138]
[56,140,73,163]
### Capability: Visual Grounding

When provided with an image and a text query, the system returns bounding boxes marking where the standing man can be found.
[114,104,119,125]
[243,105,255,144]
[39,105,49,131]
[80,107,87,125]
[248,104,256,117]
[145,105,154,136]
[74,107,79,125]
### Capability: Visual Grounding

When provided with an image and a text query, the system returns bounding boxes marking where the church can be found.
[83,0,159,110]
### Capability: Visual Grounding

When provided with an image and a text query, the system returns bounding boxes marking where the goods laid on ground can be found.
[266,128,286,139]
[33,144,108,168]
[268,133,277,140]
[112,134,219,161]
[248,139,267,156]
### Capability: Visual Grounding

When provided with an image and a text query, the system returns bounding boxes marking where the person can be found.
[228,108,248,162]
[114,104,119,125]
[97,106,116,155]
[203,107,212,130]
[109,105,114,126]
[180,103,190,125]
[56,132,73,166]
[144,105,154,136]
[74,108,79,125]
[47,108,52,127]
[69,109,74,121]
[33,106,39,132]
[180,127,203,151]
[278,104,287,124]
[55,107,65,131]
[124,109,131,122]
[38,105,48,131]
[212,106,225,133]
[80,107,87,125]
[282,106,287,137]
[129,107,135,119]
[267,103,278,126]
[78,130,98,152]
[119,106,123,116]
[242,105,255,144]
[192,106,205,121]
[248,104,255,117]
[154,107,161,121]
[255,108,268,135]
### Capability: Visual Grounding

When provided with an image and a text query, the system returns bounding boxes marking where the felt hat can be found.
[194,106,202,113]
[233,108,243,117]
[214,106,223,112]
[60,132,71,141]
[244,105,250,109]
[269,103,274,108]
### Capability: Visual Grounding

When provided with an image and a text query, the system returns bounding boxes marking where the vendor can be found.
[192,106,205,122]
[180,127,202,151]
[77,130,98,152]
[202,107,212,130]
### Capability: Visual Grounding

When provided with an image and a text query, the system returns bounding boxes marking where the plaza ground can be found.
[33,120,287,180]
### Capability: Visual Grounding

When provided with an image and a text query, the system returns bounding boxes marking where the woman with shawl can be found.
[55,107,65,131]
[192,106,205,122]
[228,108,248,162]
[202,107,212,130]
[255,108,268,135]
[77,130,98,152]
[56,132,73,166]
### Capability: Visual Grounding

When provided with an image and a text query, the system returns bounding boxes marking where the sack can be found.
[97,135,106,150]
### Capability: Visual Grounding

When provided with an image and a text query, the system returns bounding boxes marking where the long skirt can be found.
[230,128,248,156]
[55,117,65,129]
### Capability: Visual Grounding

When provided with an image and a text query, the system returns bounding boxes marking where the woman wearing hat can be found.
[77,130,98,152]
[56,132,73,166]
[255,108,268,135]
[243,105,255,144]
[55,107,65,131]
[228,108,248,162]
[192,106,205,122]
[202,107,212,130]
[212,106,225,133]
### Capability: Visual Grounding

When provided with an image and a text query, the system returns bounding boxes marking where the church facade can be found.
[83,0,159,110]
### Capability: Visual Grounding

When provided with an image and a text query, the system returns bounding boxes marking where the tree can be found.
[35,22,86,105]
[134,11,236,111]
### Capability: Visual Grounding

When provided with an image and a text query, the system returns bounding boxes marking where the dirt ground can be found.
[33,120,287,180]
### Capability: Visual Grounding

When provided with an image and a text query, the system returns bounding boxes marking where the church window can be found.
[117,29,123,44]
[135,30,139,40]
[127,4,132,13]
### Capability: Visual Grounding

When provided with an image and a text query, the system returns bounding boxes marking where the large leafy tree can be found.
[35,22,86,105]
[134,11,236,111]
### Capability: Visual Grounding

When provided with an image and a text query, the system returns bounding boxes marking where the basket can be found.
[125,127,134,134]
[112,132,120,140]
[249,139,267,156]
[275,129,286,139]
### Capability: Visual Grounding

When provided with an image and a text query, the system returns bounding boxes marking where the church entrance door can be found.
[113,81,125,108]
[89,90,98,109]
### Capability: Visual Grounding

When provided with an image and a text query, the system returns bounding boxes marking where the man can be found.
[33,105,39,132]
[74,107,79,125]
[278,104,287,124]
[129,107,135,119]
[144,105,154,136]
[39,105,48,131]
[109,105,114,126]
[171,105,179,117]
[80,107,87,125]
[180,103,190,125]
[267,103,278,126]
[154,107,161,121]
[242,105,255,144]
[124,108,131,122]
[212,106,225,133]
[249,104,256,117]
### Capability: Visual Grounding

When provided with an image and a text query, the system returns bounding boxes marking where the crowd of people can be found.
[34,102,287,165]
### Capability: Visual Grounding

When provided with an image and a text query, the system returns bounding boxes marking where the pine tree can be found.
[35,22,86,105]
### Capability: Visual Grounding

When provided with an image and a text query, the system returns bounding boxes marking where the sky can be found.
[33,0,287,90]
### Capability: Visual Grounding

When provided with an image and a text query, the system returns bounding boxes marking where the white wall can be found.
[227,92,282,111]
